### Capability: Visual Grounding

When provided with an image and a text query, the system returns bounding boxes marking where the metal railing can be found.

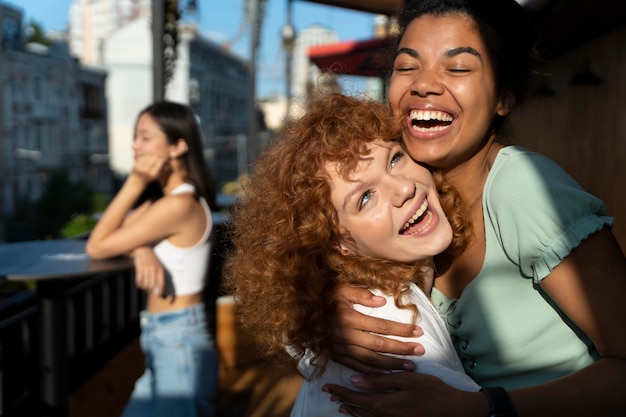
[0,212,231,416]
[0,266,142,416]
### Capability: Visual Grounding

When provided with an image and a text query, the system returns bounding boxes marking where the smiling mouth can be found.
[409,110,453,132]
[400,199,433,235]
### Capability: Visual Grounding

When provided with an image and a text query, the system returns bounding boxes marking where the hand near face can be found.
[132,153,171,183]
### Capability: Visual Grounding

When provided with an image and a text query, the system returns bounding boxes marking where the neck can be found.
[420,259,436,295]
[444,141,503,207]
[161,170,188,195]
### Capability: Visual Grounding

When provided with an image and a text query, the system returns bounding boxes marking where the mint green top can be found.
[431,146,614,389]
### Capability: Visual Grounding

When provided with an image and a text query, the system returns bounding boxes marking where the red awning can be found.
[308,37,394,78]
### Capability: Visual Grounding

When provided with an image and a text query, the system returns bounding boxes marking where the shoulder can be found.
[483,147,612,280]
[488,146,578,191]
[484,146,602,213]
[150,192,199,220]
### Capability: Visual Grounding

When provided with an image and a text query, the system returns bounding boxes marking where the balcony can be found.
[0,216,303,417]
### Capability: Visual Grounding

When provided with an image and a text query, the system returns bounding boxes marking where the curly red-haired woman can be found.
[223,93,476,416]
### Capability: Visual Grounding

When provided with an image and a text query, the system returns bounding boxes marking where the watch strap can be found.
[480,386,517,417]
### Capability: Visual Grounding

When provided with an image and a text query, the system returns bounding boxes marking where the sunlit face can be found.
[387,14,511,170]
[327,140,452,263]
[132,113,174,160]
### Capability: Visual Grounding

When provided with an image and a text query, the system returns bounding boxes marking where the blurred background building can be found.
[0,3,110,232]
[1,0,625,248]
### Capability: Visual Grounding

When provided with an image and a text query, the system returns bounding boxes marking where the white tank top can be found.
[291,282,479,416]
[152,183,212,296]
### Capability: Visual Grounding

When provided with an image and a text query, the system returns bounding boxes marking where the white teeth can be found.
[409,110,453,132]
[403,199,428,230]
[411,124,448,132]
[409,110,453,122]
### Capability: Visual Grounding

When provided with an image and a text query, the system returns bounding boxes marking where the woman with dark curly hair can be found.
[324,0,626,416]
[223,93,479,416]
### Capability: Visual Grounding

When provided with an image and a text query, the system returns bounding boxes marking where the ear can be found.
[496,91,516,117]
[173,138,189,156]
[335,240,355,256]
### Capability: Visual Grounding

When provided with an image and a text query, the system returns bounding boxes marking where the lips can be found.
[400,198,433,235]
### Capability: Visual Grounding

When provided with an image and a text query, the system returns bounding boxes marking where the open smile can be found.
[409,110,453,132]
[400,198,433,235]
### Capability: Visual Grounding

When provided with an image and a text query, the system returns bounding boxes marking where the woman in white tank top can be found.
[87,101,218,417]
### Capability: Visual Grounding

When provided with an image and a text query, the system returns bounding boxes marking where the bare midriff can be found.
[146,292,204,313]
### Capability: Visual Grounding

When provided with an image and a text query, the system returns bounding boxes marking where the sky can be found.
[10,0,379,98]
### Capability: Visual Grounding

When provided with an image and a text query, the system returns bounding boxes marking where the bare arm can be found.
[325,228,626,417]
[86,154,192,259]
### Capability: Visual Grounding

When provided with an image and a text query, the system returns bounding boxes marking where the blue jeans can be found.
[121,303,218,417]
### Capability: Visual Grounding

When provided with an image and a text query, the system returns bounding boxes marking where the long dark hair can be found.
[133,101,216,209]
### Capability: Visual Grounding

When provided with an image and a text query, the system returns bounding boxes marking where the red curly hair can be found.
[223,93,470,375]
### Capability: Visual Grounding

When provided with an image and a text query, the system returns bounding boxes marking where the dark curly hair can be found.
[394,0,539,106]
[223,93,470,375]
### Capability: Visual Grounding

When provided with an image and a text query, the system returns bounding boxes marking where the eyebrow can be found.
[394,47,418,60]
[445,46,482,61]
[341,146,391,212]
[394,46,482,61]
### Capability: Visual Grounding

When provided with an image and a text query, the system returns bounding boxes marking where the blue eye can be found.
[391,150,405,166]
[358,190,372,209]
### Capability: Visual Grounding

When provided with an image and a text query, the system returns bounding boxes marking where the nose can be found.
[388,175,416,207]
[410,66,443,97]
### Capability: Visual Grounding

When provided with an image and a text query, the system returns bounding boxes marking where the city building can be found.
[291,24,338,102]
[0,3,111,229]
[257,24,340,129]
[68,0,151,66]
[102,15,251,187]
[65,0,252,187]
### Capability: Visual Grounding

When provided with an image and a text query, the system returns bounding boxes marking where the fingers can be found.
[330,321,424,372]
[332,345,420,373]
[324,384,384,416]
[335,283,387,307]
[325,372,466,417]
[133,263,164,296]
[347,372,415,391]
[332,307,423,353]
[133,154,169,181]
[335,294,421,339]
[323,373,414,416]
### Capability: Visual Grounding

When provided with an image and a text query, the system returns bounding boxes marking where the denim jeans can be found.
[121,303,218,417]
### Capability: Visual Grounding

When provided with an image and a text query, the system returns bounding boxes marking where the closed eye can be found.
[394,66,417,73]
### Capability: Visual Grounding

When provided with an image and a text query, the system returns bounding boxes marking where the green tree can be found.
[24,20,53,46]
[37,170,94,238]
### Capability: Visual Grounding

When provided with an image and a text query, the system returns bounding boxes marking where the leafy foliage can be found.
[37,171,95,238]
[60,214,97,238]
[24,20,53,46]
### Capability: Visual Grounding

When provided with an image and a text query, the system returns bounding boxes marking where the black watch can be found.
[480,386,518,417]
